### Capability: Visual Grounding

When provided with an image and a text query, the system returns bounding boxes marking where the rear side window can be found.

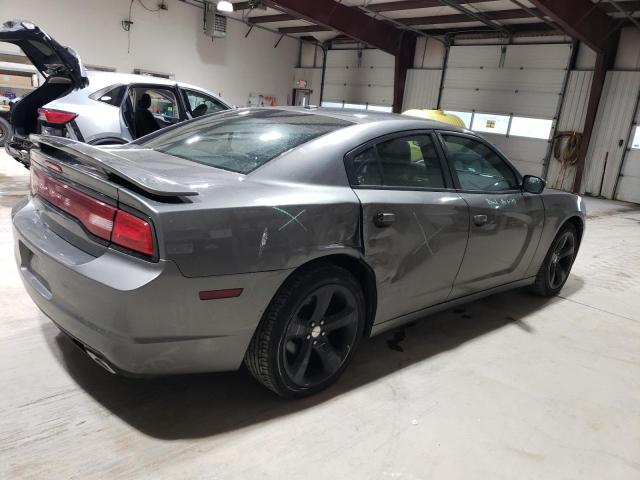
[141,109,352,174]
[90,85,126,107]
[350,134,445,189]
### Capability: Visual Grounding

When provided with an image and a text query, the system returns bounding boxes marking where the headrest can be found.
[378,139,412,164]
[138,93,152,109]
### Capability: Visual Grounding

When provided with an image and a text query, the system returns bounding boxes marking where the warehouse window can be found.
[632,126,640,149]
[472,113,510,135]
[444,110,473,128]
[344,103,367,110]
[510,116,553,140]
[321,101,392,113]
[321,101,344,109]
[367,105,393,113]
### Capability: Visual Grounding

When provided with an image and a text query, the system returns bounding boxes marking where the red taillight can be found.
[112,210,154,257]
[37,108,78,125]
[31,166,116,240]
[30,166,154,257]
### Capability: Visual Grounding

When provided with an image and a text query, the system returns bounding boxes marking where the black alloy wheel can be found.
[281,284,359,388]
[245,264,365,398]
[531,223,578,296]
[547,230,576,289]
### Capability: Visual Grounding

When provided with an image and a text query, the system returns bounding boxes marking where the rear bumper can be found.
[13,198,292,375]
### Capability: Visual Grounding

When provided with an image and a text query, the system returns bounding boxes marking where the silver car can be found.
[1,20,230,166]
[12,105,585,397]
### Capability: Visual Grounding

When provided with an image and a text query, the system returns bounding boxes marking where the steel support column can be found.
[393,32,417,113]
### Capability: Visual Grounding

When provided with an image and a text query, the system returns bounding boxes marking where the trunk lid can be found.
[0,20,88,142]
[27,135,244,260]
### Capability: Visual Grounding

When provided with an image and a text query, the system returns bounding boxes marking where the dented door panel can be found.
[355,189,469,324]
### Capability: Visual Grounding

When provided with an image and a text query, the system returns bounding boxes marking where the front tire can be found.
[530,223,578,296]
[245,264,365,398]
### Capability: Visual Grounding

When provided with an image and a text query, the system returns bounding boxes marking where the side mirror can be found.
[522,175,545,194]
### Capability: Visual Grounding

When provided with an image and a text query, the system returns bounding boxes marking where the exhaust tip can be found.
[85,350,117,374]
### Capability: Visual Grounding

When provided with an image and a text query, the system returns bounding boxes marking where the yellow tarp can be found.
[402,109,466,128]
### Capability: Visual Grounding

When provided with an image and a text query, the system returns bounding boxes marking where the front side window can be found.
[182,89,227,118]
[141,109,352,174]
[442,135,518,191]
[350,134,445,189]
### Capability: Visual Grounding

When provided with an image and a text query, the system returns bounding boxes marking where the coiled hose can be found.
[551,131,582,189]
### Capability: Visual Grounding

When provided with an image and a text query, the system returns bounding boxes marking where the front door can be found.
[438,132,544,297]
[346,131,469,324]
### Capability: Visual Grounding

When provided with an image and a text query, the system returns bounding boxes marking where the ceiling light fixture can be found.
[216,1,234,13]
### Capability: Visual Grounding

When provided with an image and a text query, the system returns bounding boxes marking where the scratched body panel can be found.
[450,191,545,297]
[158,182,361,277]
[355,189,469,323]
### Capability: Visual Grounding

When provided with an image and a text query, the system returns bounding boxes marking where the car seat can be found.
[135,93,160,138]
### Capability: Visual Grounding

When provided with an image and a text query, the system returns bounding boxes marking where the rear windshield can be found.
[140,109,352,174]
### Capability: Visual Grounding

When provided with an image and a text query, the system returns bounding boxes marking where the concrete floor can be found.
[0,150,639,479]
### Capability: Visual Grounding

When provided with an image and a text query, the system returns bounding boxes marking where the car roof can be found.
[85,71,220,97]
[242,106,469,133]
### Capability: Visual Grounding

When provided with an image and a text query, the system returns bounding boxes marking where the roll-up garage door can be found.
[617,99,640,203]
[440,44,572,177]
[322,49,394,108]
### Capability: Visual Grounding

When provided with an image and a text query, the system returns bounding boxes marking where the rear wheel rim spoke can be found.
[290,342,313,384]
[314,339,343,374]
[282,284,358,388]
[323,306,355,333]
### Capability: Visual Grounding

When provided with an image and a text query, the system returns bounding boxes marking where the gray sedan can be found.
[12,107,585,397]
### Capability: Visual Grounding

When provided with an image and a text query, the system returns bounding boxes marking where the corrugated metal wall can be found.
[402,69,443,110]
[322,49,395,106]
[546,70,593,190]
[614,84,640,203]
[582,71,640,198]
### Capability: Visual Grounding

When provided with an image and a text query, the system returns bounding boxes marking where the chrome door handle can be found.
[374,212,395,227]
[473,214,488,226]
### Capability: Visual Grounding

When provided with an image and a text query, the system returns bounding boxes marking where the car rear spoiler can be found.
[30,135,199,197]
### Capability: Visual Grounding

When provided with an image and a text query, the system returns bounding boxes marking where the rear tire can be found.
[245,264,365,398]
[0,117,12,147]
[530,223,578,297]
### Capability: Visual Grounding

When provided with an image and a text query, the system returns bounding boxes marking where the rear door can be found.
[438,132,544,297]
[346,131,469,324]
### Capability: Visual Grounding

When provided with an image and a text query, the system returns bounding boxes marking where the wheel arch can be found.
[283,254,378,338]
[562,215,585,248]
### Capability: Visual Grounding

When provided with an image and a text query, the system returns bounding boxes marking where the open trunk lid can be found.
[0,20,88,151]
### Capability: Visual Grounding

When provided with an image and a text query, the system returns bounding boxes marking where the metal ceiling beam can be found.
[437,0,510,33]
[247,13,296,22]
[421,22,558,36]
[276,8,549,33]
[400,8,542,26]
[263,0,406,55]
[509,0,557,30]
[279,25,332,34]
[232,0,498,12]
[606,0,640,29]
[528,0,619,53]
